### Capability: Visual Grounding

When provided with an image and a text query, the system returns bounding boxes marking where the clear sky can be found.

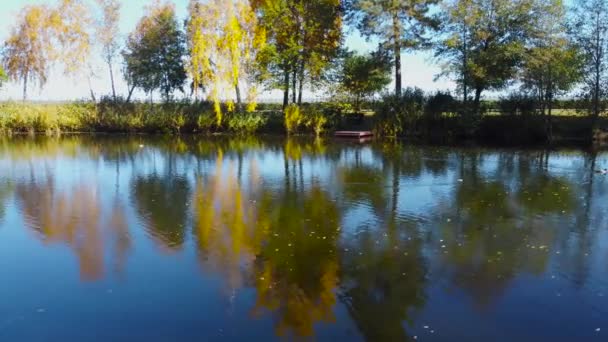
[0,0,455,102]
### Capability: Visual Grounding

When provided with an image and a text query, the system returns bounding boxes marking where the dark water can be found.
[0,136,607,341]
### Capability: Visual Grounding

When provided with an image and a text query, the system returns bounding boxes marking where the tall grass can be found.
[0,101,274,135]
[1,98,604,143]
[0,102,97,134]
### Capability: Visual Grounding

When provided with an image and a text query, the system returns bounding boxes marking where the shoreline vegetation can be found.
[0,97,606,145]
[1,0,608,146]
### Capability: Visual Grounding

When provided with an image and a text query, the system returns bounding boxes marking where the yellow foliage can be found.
[186,0,264,118]
[284,104,302,135]
[226,100,235,113]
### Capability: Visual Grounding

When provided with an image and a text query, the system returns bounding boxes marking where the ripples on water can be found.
[0,136,607,341]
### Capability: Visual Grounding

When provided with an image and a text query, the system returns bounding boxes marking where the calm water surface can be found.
[0,136,607,341]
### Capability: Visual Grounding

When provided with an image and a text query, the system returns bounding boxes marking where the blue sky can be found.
[0,0,455,102]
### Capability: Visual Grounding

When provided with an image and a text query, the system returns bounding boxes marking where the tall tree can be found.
[2,1,93,101]
[186,0,264,123]
[253,0,343,107]
[348,0,438,96]
[53,0,94,100]
[53,0,92,77]
[294,0,343,105]
[96,0,121,101]
[570,0,608,125]
[339,50,391,112]
[434,0,475,104]
[436,0,542,115]
[521,0,583,139]
[2,5,55,101]
[252,0,298,108]
[123,1,187,101]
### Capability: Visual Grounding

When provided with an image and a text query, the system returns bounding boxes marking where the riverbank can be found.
[0,101,606,145]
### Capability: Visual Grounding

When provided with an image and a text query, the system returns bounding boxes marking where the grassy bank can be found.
[0,100,605,145]
[0,101,362,136]
[0,101,276,135]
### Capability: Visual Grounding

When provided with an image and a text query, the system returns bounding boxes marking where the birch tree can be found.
[187,0,264,123]
[2,5,55,100]
[96,0,121,101]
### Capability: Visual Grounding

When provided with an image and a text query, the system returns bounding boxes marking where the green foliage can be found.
[197,111,217,132]
[284,104,302,135]
[425,91,456,119]
[317,102,353,128]
[374,88,426,137]
[0,102,96,134]
[498,93,538,116]
[436,0,546,112]
[123,2,187,100]
[253,0,343,105]
[340,50,391,112]
[570,0,608,119]
[225,112,268,134]
[520,1,583,117]
[303,109,328,136]
[348,0,439,95]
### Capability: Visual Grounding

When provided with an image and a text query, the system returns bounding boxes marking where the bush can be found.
[302,108,328,136]
[197,111,217,132]
[284,104,302,135]
[226,112,268,134]
[374,88,426,137]
[425,91,456,119]
[498,93,537,116]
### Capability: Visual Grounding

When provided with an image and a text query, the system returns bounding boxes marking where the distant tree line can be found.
[0,0,607,129]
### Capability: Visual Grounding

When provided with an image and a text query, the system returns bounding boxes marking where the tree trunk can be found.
[393,14,402,96]
[592,59,601,127]
[88,75,96,102]
[591,12,602,130]
[473,87,483,115]
[462,21,468,105]
[394,47,401,97]
[283,68,289,109]
[22,75,28,102]
[297,60,304,106]
[108,61,116,101]
[546,90,553,142]
[235,82,242,111]
[538,85,545,116]
[291,67,297,104]
[126,84,136,104]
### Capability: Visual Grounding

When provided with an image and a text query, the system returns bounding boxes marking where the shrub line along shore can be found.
[1,99,605,146]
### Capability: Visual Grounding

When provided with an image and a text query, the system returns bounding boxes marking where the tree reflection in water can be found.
[0,137,605,341]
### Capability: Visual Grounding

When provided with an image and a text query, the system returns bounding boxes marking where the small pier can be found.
[334,130,373,138]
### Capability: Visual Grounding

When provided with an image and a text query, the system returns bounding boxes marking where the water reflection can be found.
[0,136,607,341]
[14,175,130,281]
[132,173,190,250]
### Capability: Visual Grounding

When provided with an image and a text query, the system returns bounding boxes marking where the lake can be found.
[0,135,607,341]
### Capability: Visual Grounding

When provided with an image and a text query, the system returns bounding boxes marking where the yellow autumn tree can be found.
[52,0,92,76]
[186,0,265,125]
[2,0,93,101]
[95,0,121,101]
[2,5,55,100]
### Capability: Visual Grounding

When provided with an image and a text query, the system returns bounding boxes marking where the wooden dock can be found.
[334,130,373,138]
